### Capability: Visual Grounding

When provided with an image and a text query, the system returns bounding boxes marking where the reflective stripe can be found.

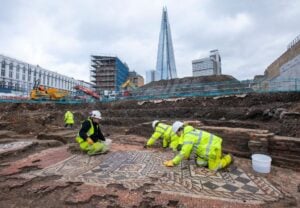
[76,118,94,138]
[167,129,173,143]
[196,160,207,166]
[158,125,168,131]
[205,134,214,159]
[183,141,193,145]
[186,131,199,137]
[87,119,94,136]
[193,131,203,151]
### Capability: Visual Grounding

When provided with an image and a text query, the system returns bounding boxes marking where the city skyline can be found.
[0,0,299,82]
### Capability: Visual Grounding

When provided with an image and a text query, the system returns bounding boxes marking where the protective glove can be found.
[144,143,150,149]
[87,137,94,145]
[163,160,174,167]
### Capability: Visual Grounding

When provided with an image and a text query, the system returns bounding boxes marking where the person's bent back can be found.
[146,120,180,151]
[164,121,233,171]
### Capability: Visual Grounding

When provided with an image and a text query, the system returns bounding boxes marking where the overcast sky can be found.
[0,0,299,81]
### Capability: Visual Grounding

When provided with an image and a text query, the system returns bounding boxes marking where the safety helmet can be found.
[172,121,184,133]
[90,110,102,119]
[152,120,159,129]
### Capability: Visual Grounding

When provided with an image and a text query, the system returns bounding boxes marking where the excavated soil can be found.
[0,92,299,207]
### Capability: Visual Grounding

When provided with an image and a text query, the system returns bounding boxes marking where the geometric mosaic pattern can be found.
[30,151,283,204]
[0,141,33,154]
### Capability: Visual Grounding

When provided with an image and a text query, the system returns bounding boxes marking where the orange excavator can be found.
[74,85,100,100]
[30,80,69,100]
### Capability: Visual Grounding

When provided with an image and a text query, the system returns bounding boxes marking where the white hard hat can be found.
[152,120,159,129]
[172,121,184,133]
[90,110,102,119]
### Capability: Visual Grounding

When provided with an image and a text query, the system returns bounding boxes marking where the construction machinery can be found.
[121,79,137,96]
[30,80,69,100]
[74,85,100,100]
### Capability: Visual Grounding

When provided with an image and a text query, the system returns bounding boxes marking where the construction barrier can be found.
[0,78,300,104]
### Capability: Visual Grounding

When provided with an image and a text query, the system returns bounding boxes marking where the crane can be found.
[74,85,100,100]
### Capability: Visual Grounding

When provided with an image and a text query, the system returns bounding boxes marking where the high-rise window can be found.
[1,60,5,69]
[1,61,5,77]
[47,75,50,86]
[28,68,32,82]
[50,75,53,86]
[33,69,37,82]
[15,82,20,90]
[9,63,13,78]
[43,73,46,85]
[16,65,20,80]
[22,67,26,81]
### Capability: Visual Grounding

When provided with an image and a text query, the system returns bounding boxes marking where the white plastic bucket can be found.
[251,154,272,173]
[104,138,112,148]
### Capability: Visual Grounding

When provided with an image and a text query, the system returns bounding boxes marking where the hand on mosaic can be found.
[163,160,174,167]
[87,138,94,145]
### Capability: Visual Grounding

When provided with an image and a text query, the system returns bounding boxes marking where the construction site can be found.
[0,83,300,207]
[0,3,300,208]
[1,40,300,208]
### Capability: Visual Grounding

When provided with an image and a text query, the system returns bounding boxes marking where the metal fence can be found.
[1,78,299,104]
[101,78,300,102]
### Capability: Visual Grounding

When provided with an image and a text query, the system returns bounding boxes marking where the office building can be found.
[146,70,157,84]
[90,55,129,93]
[0,54,92,96]
[192,50,222,77]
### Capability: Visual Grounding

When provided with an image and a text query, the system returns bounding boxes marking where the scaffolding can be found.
[90,55,129,94]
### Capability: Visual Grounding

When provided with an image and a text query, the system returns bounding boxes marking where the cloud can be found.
[0,0,299,82]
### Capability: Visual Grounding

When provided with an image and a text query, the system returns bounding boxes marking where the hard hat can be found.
[152,120,159,129]
[90,110,102,119]
[172,121,184,133]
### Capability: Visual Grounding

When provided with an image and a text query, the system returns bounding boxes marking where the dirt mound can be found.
[140,74,238,89]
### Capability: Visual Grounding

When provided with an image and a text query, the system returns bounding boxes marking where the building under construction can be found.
[90,55,129,94]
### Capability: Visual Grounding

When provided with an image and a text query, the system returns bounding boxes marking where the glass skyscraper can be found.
[155,7,177,80]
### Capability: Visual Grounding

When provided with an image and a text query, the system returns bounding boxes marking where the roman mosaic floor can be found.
[27,150,283,204]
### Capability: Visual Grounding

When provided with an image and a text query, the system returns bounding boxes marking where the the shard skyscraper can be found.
[155,7,177,80]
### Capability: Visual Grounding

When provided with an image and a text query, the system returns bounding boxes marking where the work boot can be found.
[87,145,109,156]
[87,149,104,156]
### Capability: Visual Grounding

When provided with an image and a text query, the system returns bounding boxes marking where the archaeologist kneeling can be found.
[145,120,180,151]
[163,121,233,172]
[75,110,109,155]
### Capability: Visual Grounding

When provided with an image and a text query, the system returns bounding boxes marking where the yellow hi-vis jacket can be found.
[172,125,222,165]
[147,123,180,151]
[64,111,74,124]
[75,118,94,143]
